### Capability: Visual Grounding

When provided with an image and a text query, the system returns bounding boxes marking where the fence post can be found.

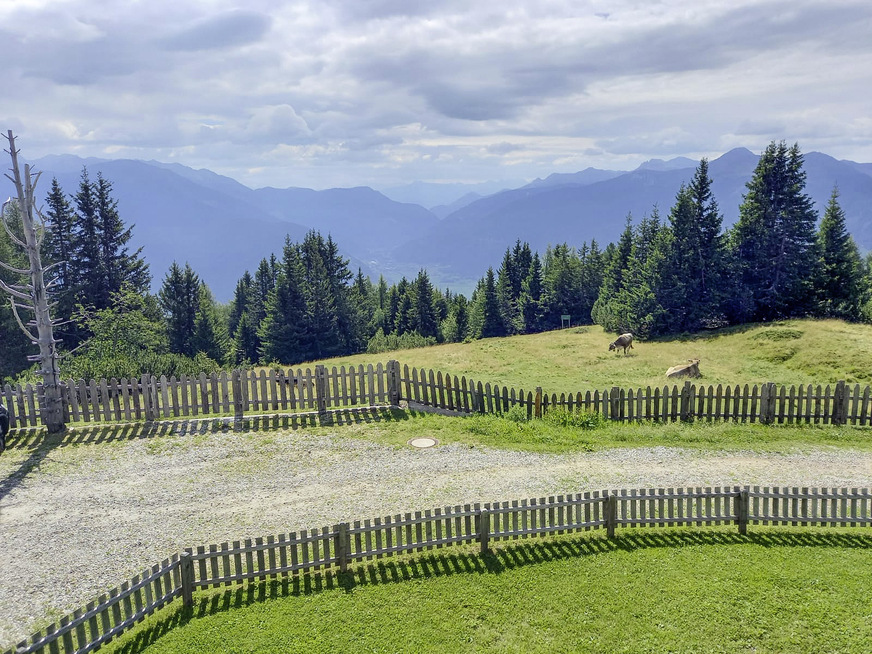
[142,374,153,422]
[610,386,622,422]
[232,370,244,425]
[760,382,776,425]
[335,523,349,572]
[833,380,846,425]
[534,387,543,418]
[180,551,194,607]
[477,509,490,553]
[736,489,749,535]
[387,360,401,406]
[606,494,617,538]
[680,381,693,423]
[315,365,332,425]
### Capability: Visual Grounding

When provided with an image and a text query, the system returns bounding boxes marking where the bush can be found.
[542,407,604,430]
[366,329,437,354]
[502,403,531,423]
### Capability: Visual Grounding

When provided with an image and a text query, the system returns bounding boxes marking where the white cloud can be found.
[0,0,870,189]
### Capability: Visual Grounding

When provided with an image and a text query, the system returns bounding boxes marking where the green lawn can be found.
[310,319,872,390]
[318,407,872,454]
[106,530,872,654]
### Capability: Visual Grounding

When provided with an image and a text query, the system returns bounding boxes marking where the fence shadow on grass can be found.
[107,529,872,654]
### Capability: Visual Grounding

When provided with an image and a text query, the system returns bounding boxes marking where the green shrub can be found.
[542,407,604,430]
[502,403,531,423]
[366,329,437,354]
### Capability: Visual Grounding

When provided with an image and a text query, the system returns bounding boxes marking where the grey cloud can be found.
[160,10,272,51]
[486,142,522,155]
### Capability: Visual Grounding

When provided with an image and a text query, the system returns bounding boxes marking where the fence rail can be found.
[5,486,870,654]
[3,361,872,430]
[2,363,390,430]
[399,364,872,426]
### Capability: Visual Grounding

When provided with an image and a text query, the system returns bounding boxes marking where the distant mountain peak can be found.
[636,156,697,172]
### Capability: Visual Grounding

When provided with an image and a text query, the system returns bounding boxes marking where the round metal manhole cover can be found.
[408,437,438,448]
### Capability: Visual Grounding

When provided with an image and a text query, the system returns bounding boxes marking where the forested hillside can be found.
[1,141,871,384]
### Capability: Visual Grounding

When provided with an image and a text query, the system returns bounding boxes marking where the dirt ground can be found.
[1,418,871,650]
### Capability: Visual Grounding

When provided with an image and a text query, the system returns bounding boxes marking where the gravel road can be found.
[1,420,871,649]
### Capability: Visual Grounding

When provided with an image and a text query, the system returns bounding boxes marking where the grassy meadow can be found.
[20,319,872,653]
[312,318,872,391]
[105,530,872,654]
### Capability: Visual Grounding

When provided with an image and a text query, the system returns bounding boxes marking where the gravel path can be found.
[1,421,871,649]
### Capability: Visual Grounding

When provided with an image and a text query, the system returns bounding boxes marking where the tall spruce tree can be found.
[591,217,634,330]
[815,187,863,319]
[478,267,504,338]
[94,173,149,299]
[731,142,820,321]
[159,262,201,357]
[661,159,728,331]
[412,269,439,339]
[43,178,78,326]
[259,238,308,364]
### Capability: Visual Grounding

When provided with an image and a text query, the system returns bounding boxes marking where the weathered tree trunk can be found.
[1,131,65,432]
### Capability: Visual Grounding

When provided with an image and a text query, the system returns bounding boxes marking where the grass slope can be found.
[312,319,872,391]
[106,531,872,654]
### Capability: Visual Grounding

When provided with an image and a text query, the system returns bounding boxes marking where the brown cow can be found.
[609,333,634,355]
[666,359,701,379]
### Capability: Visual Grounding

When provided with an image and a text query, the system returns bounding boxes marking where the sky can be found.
[2,0,871,191]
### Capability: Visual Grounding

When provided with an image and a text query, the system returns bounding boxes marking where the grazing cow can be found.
[609,333,634,355]
[666,359,701,379]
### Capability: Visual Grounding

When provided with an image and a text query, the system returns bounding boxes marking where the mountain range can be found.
[24,148,872,301]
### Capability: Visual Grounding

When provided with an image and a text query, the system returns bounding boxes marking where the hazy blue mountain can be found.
[24,148,872,303]
[390,148,872,290]
[429,192,485,219]
[28,157,436,301]
[524,167,623,189]
[379,180,523,208]
[30,157,308,302]
[637,156,698,171]
[250,186,438,254]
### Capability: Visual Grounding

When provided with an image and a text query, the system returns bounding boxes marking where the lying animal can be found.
[609,333,634,355]
[666,359,701,379]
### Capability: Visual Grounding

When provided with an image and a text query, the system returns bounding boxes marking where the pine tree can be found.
[159,262,200,357]
[228,271,254,338]
[519,251,544,333]
[43,178,78,326]
[478,267,504,338]
[94,173,150,299]
[191,283,229,363]
[259,240,308,364]
[815,187,863,319]
[300,232,341,359]
[591,216,634,328]
[731,142,820,321]
[72,168,103,311]
[412,269,439,338]
[660,159,729,331]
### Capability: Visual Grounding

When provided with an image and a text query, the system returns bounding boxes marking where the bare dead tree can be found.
[1,130,65,432]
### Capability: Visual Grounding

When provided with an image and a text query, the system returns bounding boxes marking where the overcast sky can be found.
[2,0,871,190]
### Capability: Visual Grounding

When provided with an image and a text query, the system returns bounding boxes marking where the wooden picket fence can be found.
[399,364,872,426]
[5,486,870,654]
[1,363,393,429]
[3,361,872,430]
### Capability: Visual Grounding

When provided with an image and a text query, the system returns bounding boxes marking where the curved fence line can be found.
[5,485,871,654]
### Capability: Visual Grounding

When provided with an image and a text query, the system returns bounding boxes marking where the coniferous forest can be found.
[2,141,871,384]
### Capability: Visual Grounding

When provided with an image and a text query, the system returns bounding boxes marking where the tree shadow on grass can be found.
[107,528,872,653]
